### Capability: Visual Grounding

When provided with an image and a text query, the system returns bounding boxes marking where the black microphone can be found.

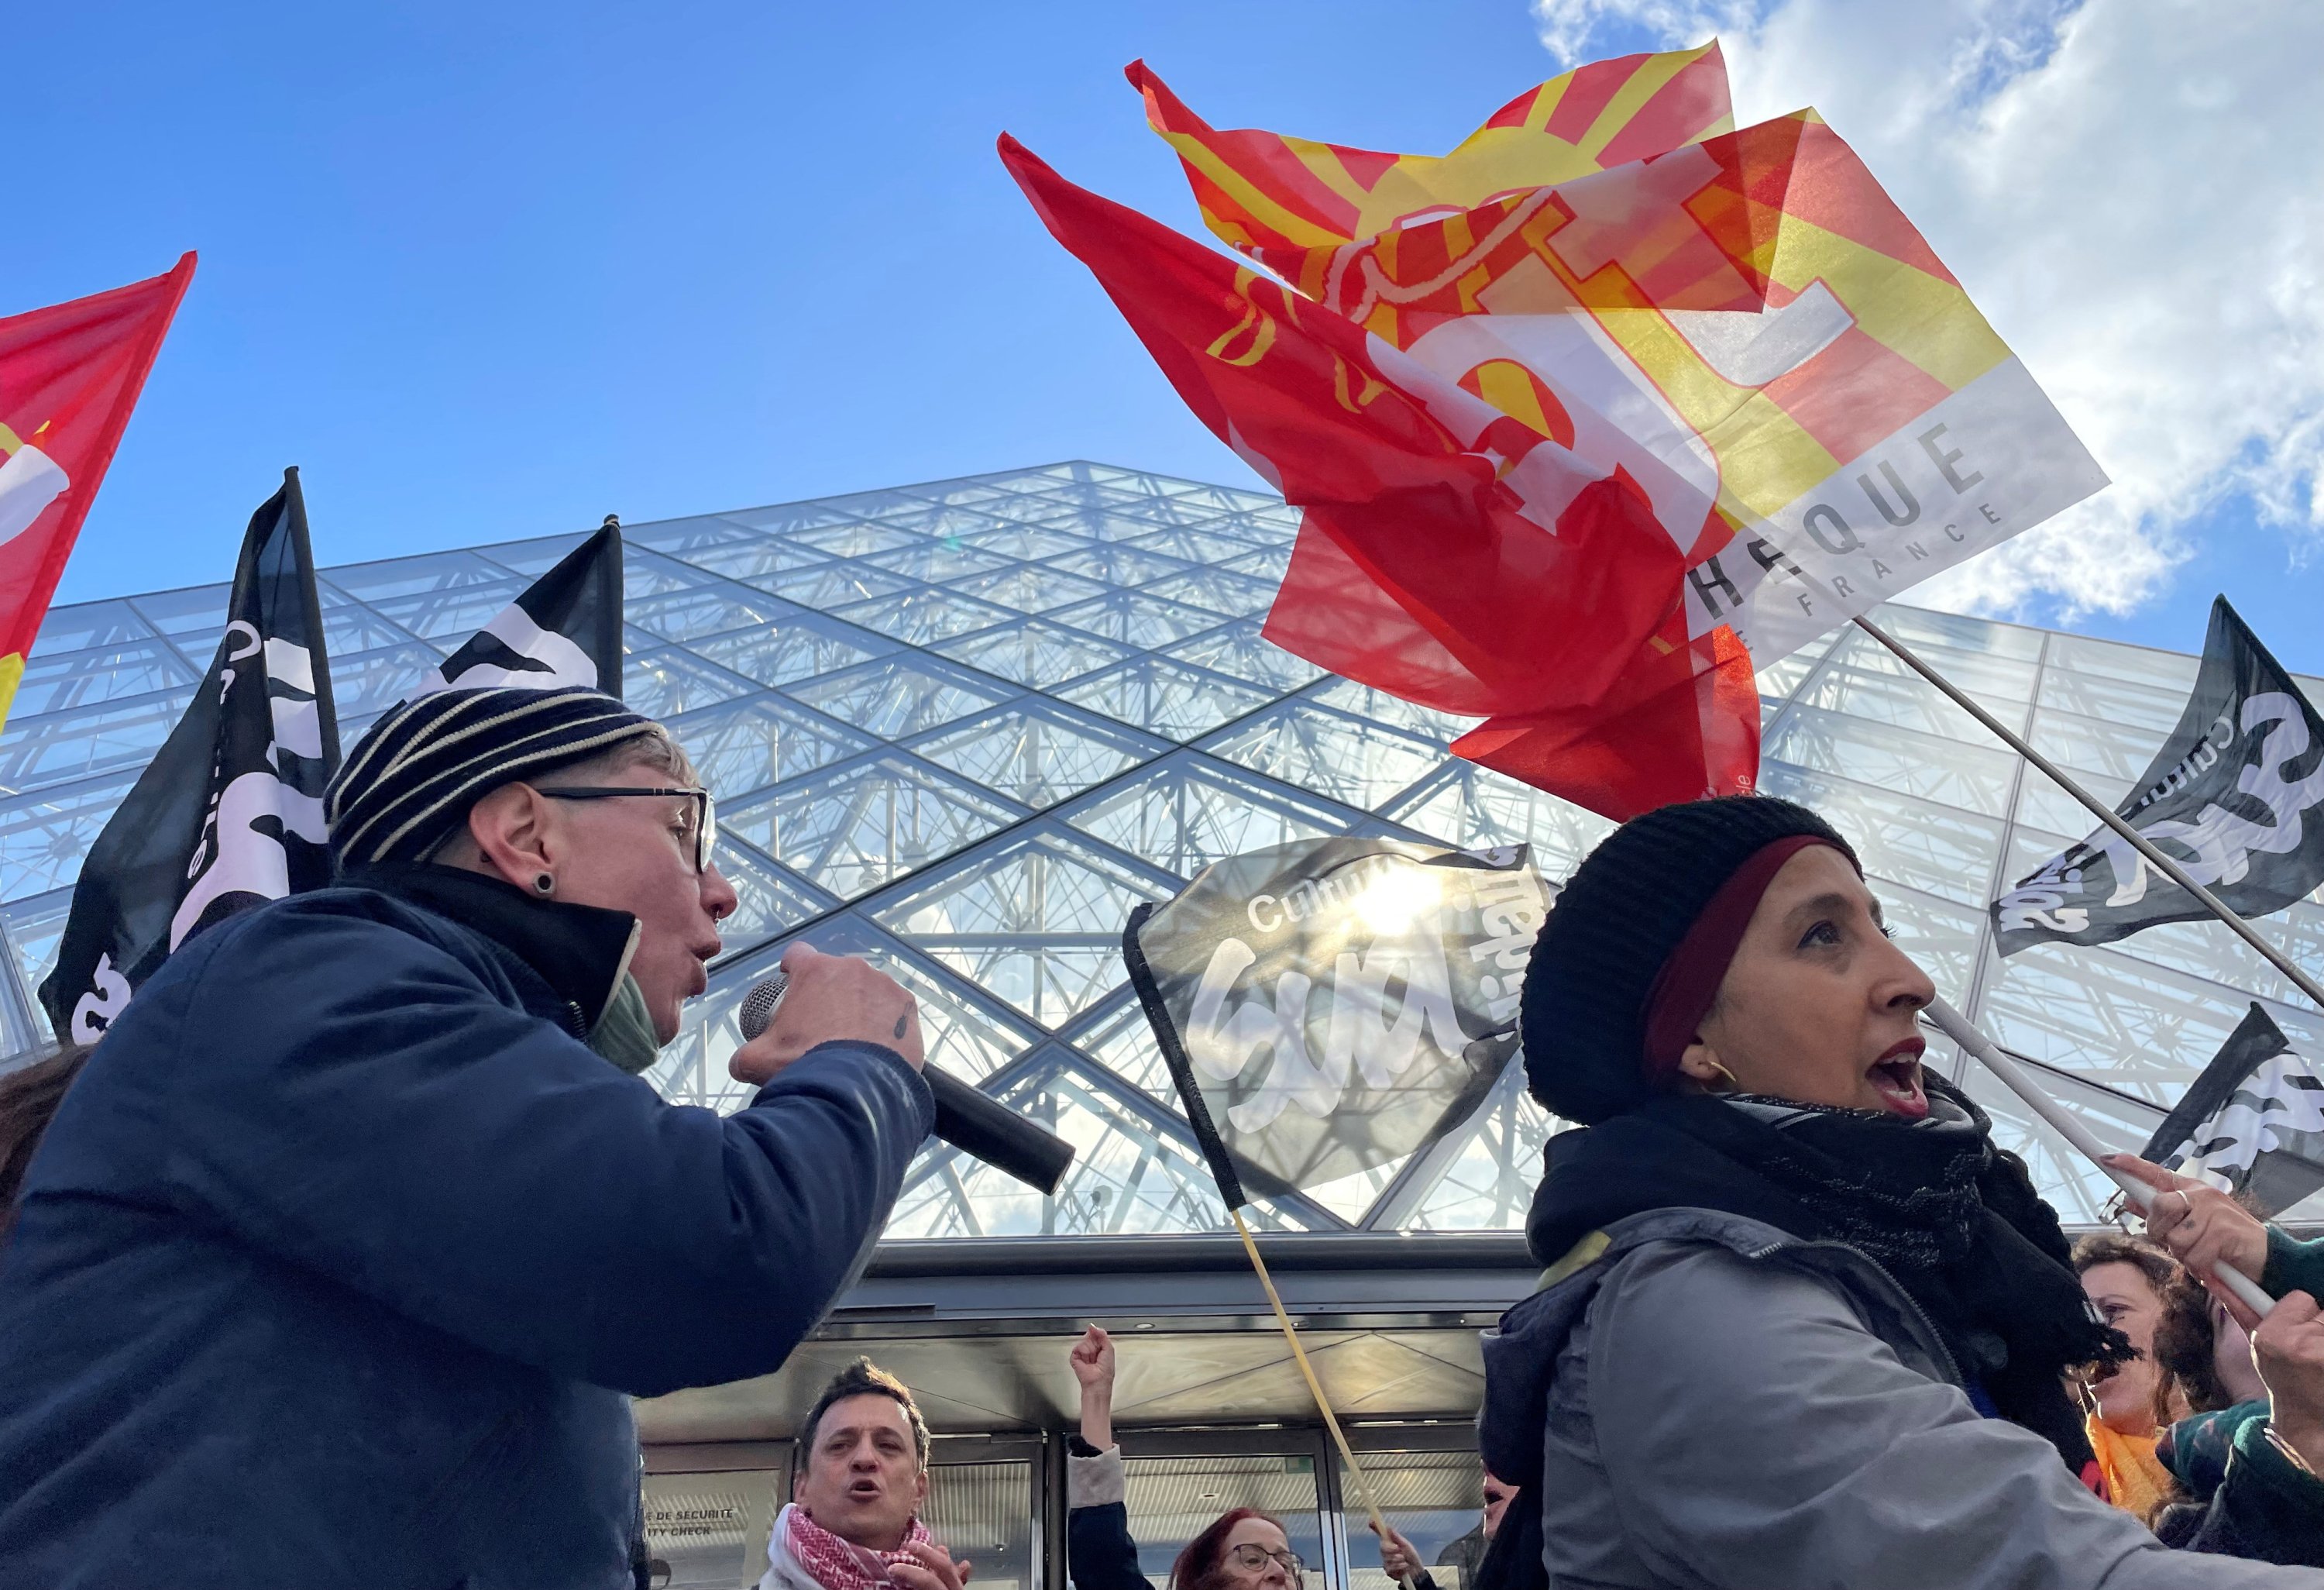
[737,971,1077,1195]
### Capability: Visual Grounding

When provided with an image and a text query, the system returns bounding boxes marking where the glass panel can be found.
[1140,569,1277,619]
[1119,1454,1325,1588]
[720,754,1020,898]
[1224,545,1293,583]
[2023,705,2172,786]
[624,647,758,720]
[947,565,1112,615]
[786,656,1015,740]
[1789,656,2027,744]
[1061,754,1355,879]
[1050,544,1195,586]
[906,702,1159,810]
[830,589,1019,647]
[2047,632,2201,690]
[2,886,74,1022]
[624,515,764,555]
[921,1460,1036,1590]
[1055,658,1274,742]
[783,521,928,558]
[0,774,139,898]
[1950,1055,2168,1223]
[1202,703,1446,812]
[1300,679,1483,748]
[1047,593,1226,649]
[1126,528,1267,565]
[1064,989,1176,1103]
[1752,630,1838,702]
[2035,664,2189,738]
[861,541,1016,582]
[322,606,421,657]
[476,533,589,576]
[871,829,1175,1027]
[1764,703,2017,816]
[1164,620,1326,694]
[1754,764,2006,908]
[1403,1069,1558,1234]
[0,692,190,792]
[624,550,717,597]
[1383,766,1614,884]
[708,838,838,969]
[34,601,153,655]
[695,613,896,690]
[321,550,513,600]
[670,535,831,581]
[641,1468,782,1589]
[9,639,194,718]
[371,580,529,641]
[930,618,1136,691]
[125,584,231,638]
[748,563,920,608]
[955,525,1092,562]
[1870,601,2044,661]
[669,696,877,801]
[1342,1451,1490,1590]
[626,587,795,644]
[889,1052,1314,1237]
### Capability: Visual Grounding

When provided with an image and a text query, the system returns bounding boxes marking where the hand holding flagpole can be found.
[1922,996,2275,1316]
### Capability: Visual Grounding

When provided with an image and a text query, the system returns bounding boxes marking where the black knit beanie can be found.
[1521,795,1859,1125]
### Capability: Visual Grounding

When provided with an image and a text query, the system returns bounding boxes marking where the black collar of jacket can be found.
[345,862,640,1036]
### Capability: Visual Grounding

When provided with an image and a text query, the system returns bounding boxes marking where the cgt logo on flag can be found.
[1124,837,1548,1210]
[2144,1003,2324,1220]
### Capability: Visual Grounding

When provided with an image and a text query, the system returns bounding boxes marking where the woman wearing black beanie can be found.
[1476,796,2324,1588]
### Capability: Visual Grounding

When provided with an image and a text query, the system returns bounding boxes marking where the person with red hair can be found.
[1066,1326,1305,1590]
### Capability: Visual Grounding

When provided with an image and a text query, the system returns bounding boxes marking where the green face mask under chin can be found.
[588,972,663,1075]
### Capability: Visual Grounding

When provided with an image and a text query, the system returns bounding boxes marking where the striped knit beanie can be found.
[326,686,659,867]
[1520,795,1858,1125]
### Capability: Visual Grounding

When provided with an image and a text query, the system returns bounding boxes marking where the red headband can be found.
[1641,835,1844,1082]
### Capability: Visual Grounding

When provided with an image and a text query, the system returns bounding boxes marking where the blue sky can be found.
[12,1,2321,673]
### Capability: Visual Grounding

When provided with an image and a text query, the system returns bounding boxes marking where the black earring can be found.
[533,872,555,896]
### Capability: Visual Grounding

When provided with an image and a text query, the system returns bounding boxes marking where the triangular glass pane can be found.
[956,525,1094,562]
[1050,545,1195,587]
[885,1050,1316,1237]
[0,693,191,793]
[322,606,421,658]
[1126,528,1267,565]
[870,828,1175,1027]
[1164,619,1325,693]
[927,618,1133,691]
[830,588,1019,647]
[782,519,928,557]
[1223,545,1292,583]
[1399,1068,1559,1232]
[477,534,592,576]
[1140,568,1276,619]
[694,612,896,690]
[371,579,530,641]
[621,515,763,555]
[748,562,920,610]
[1059,752,1356,879]
[331,643,451,717]
[1046,592,1222,649]
[1055,657,1274,741]
[668,695,878,802]
[785,656,1015,739]
[669,535,831,581]
[321,550,511,601]
[1202,701,1446,811]
[1383,763,1614,883]
[710,838,840,968]
[10,639,194,718]
[720,752,1022,898]
[122,584,230,641]
[624,645,758,720]
[947,566,1112,616]
[625,585,796,644]
[1301,678,1483,748]
[0,772,142,899]
[861,542,1016,583]
[906,701,1160,810]
[1058,988,1174,1103]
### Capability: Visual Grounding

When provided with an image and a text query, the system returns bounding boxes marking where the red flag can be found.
[0,254,197,728]
[999,136,1681,741]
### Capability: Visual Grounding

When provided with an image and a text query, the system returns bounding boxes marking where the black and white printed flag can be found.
[416,520,623,699]
[2142,1003,2324,1219]
[1122,837,1548,1210]
[1992,597,2324,956]
[40,470,339,1042]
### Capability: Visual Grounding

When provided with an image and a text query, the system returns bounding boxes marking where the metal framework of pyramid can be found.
[5,460,2322,1233]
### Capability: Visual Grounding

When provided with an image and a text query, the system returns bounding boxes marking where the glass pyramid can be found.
[8,462,2324,1234]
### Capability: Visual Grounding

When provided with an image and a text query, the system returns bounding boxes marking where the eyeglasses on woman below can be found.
[1226,1544,1304,1575]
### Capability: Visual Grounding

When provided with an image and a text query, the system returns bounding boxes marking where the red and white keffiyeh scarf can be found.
[781,1503,935,1590]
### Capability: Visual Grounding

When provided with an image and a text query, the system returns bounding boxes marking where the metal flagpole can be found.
[1228,1210,1411,1589]
[1849,614,2324,1014]
[1922,996,2274,1316]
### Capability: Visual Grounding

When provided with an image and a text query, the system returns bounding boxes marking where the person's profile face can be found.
[793,1393,928,1550]
[2082,1260,2171,1436]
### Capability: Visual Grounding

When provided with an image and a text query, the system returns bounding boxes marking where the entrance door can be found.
[1099,1430,1334,1590]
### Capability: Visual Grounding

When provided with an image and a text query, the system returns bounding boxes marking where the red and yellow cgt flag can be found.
[0,254,196,731]
[1131,44,1731,254]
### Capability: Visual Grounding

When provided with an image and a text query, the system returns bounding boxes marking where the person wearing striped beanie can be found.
[0,684,939,1590]
[1473,796,2324,1587]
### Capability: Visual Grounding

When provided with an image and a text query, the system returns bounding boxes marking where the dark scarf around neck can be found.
[1525,1077,2127,1474]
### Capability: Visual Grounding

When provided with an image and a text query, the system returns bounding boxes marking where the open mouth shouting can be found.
[1868,1038,1929,1120]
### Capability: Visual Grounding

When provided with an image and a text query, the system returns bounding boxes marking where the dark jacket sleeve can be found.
[135,898,934,1396]
[2172,1417,2324,1567]
[1067,1439,1154,1590]
[2262,1229,2324,1303]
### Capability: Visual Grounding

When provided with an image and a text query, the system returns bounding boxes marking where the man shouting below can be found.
[761,1359,968,1590]
[0,686,934,1588]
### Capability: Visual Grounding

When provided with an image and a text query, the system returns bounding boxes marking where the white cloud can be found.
[1532,0,2324,620]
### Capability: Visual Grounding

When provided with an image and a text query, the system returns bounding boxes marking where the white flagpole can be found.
[1923,995,2275,1316]
[1848,614,2324,1015]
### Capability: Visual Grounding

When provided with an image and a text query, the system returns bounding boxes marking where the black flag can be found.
[40,470,339,1041]
[2141,1003,2324,1219]
[1122,837,1546,1210]
[1993,597,2324,955]
[418,520,623,699]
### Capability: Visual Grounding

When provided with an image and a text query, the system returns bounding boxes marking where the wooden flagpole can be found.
[1849,614,2324,1014]
[1229,1210,1411,1588]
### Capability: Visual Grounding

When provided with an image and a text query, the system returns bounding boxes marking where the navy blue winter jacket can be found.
[0,875,933,1589]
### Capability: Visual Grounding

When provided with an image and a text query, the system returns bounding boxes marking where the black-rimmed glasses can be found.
[1226,1545,1305,1576]
[537,786,716,872]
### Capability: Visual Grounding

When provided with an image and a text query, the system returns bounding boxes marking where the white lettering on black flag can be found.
[2142,1003,2324,1219]
[1992,597,2324,956]
[40,469,339,1042]
[1123,837,1547,1210]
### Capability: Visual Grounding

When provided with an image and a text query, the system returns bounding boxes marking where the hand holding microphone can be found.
[727,941,1076,1194]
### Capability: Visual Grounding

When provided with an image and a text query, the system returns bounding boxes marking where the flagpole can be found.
[1848,614,2324,1015]
[1922,996,2276,1316]
[1229,1210,1411,1589]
